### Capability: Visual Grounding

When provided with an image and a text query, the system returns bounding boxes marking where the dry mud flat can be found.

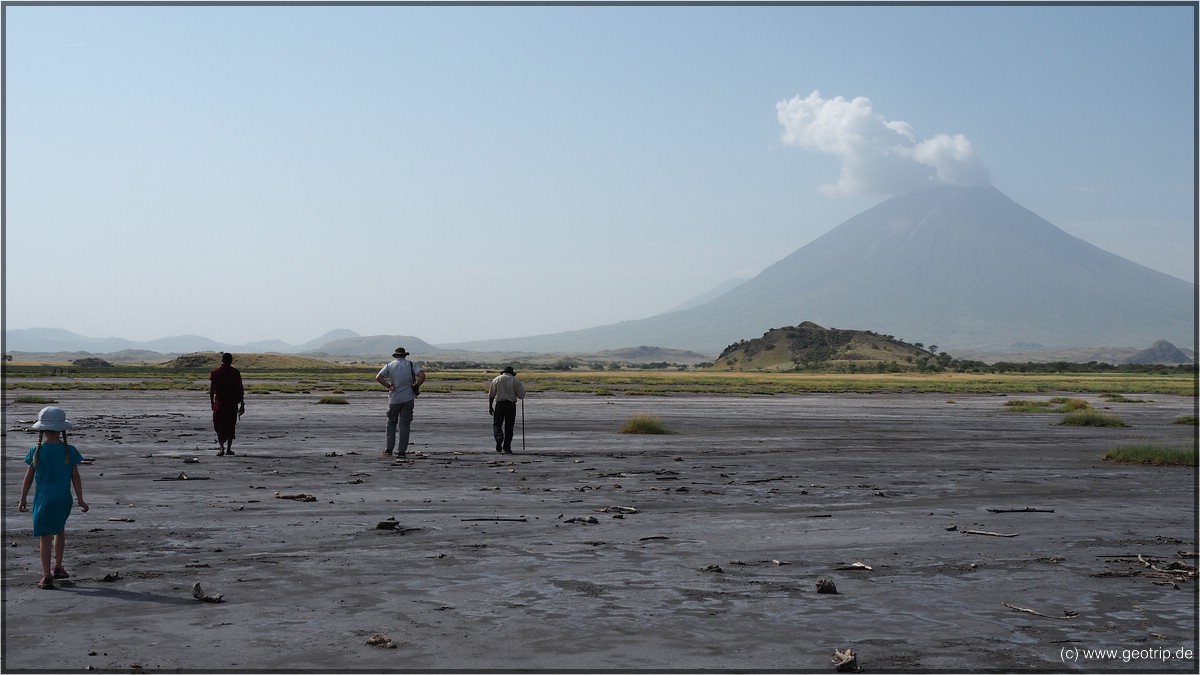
[2,389,1197,673]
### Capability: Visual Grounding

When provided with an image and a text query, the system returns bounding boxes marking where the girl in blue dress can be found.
[18,406,89,589]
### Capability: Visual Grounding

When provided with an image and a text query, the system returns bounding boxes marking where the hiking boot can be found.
[52,566,70,579]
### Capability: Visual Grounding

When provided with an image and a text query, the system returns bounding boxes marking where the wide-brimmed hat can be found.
[392,347,410,358]
[501,366,516,375]
[33,406,74,431]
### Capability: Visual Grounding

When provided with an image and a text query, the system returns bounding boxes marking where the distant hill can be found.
[4,327,365,356]
[305,334,437,358]
[712,321,935,371]
[1127,340,1193,365]
[159,352,348,370]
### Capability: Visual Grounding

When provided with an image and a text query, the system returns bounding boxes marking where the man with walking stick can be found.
[488,366,526,454]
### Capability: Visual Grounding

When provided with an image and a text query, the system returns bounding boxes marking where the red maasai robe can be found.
[209,364,245,442]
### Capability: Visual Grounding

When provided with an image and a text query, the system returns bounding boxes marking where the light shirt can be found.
[489,373,526,402]
[378,358,423,405]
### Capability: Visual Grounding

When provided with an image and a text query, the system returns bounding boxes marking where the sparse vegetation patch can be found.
[318,396,349,405]
[1104,444,1196,466]
[1060,410,1128,427]
[13,395,58,404]
[1005,397,1095,413]
[621,415,675,434]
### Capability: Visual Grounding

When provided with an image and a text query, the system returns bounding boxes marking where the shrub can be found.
[1060,411,1128,427]
[1104,444,1196,466]
[621,415,674,434]
[1171,415,1198,425]
[318,396,349,405]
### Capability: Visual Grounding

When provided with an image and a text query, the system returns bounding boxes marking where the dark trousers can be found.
[492,400,517,451]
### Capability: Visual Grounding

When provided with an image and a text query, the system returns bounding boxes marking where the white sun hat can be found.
[32,406,74,431]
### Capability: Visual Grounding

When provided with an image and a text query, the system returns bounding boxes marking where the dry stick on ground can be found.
[1137,554,1198,581]
[1003,603,1077,620]
[964,530,1020,537]
[461,517,528,522]
[987,507,1054,513]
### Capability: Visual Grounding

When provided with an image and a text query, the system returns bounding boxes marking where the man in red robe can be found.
[209,352,245,456]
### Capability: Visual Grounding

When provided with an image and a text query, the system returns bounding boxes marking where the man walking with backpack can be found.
[375,347,425,458]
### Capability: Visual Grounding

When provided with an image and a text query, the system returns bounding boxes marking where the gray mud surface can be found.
[2,389,1197,673]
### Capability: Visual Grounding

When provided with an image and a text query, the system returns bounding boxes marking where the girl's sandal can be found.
[37,576,55,589]
[52,566,70,579]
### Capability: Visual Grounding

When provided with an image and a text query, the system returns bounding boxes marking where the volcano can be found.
[447,185,1195,354]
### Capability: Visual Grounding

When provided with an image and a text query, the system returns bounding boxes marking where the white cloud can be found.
[776,90,991,196]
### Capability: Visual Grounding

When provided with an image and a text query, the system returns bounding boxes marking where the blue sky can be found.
[4,3,1195,346]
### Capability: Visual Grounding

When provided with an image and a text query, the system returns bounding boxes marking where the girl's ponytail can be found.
[62,430,71,464]
[32,431,43,469]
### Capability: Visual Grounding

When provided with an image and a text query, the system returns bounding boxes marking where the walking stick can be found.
[521,398,525,452]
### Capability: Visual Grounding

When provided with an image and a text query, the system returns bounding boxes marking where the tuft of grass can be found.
[621,414,675,434]
[1104,444,1196,466]
[1004,399,1057,412]
[318,396,349,405]
[1060,410,1128,427]
[14,395,58,404]
[1171,415,1198,425]
[1006,398,1095,413]
[1056,397,1094,412]
[1102,393,1147,403]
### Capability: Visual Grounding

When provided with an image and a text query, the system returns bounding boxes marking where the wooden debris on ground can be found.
[1092,553,1197,585]
[963,529,1019,537]
[1003,602,1077,619]
[274,491,317,502]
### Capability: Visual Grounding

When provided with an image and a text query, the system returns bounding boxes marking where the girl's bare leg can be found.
[53,532,66,569]
[38,535,53,577]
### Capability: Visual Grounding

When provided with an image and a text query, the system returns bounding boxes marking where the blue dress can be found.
[24,442,84,537]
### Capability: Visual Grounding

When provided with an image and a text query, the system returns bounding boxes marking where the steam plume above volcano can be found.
[776,90,992,196]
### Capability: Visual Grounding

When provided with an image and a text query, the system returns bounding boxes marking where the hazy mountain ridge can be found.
[6,186,1195,362]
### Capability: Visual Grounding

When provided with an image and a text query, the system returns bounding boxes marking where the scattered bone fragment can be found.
[191,582,224,603]
[831,648,860,672]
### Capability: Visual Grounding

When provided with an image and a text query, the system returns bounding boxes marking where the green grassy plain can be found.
[2,364,1195,397]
